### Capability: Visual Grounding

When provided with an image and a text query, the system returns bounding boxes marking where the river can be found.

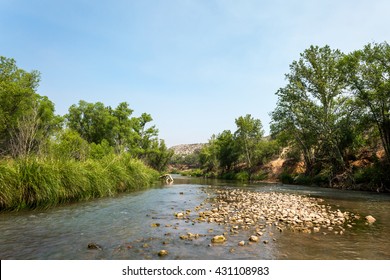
[1,176,389,260]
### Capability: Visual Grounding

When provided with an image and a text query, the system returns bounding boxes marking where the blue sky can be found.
[1,0,390,146]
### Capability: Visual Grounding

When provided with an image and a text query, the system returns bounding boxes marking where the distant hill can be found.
[169,143,205,156]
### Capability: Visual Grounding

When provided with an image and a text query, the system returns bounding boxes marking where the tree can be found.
[0,56,61,157]
[346,42,390,164]
[130,113,159,158]
[271,45,356,183]
[145,139,173,171]
[66,100,117,145]
[234,114,264,170]
[215,130,239,171]
[199,135,220,174]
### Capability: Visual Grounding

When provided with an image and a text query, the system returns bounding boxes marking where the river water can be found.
[1,176,389,260]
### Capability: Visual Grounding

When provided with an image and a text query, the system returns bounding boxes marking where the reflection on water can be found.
[1,177,389,259]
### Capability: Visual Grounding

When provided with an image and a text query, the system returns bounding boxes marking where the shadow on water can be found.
[1,175,389,259]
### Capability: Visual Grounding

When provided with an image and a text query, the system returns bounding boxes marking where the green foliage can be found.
[199,136,220,173]
[253,140,280,165]
[170,152,201,168]
[50,129,90,160]
[234,114,264,169]
[66,100,122,146]
[235,171,250,181]
[293,174,313,185]
[353,161,390,191]
[0,56,61,157]
[0,155,159,210]
[64,100,171,170]
[346,42,390,164]
[89,140,114,160]
[271,45,359,182]
[144,139,173,172]
[181,168,204,177]
[197,115,278,181]
[278,172,294,184]
[0,55,174,210]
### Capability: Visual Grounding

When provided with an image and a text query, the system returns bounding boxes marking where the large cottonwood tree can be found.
[271,46,356,182]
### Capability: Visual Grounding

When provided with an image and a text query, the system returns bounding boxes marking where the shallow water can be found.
[1,177,389,259]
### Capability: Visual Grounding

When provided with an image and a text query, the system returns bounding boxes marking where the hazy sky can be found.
[1,0,390,146]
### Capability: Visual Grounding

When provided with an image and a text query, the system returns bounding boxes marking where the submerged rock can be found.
[87,242,102,250]
[158,250,168,257]
[365,215,376,224]
[211,235,226,243]
[249,236,259,242]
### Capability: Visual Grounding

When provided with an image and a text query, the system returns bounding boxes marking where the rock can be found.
[158,250,168,257]
[180,235,189,240]
[151,223,160,227]
[175,212,184,218]
[249,235,259,242]
[87,242,102,250]
[238,241,245,246]
[211,235,226,243]
[365,215,376,224]
[191,188,358,239]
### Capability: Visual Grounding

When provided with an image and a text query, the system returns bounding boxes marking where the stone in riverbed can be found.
[175,212,184,218]
[158,250,168,257]
[249,235,259,242]
[87,242,102,250]
[211,235,226,243]
[238,241,245,246]
[365,215,376,224]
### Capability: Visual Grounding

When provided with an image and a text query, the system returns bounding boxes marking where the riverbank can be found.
[169,147,390,193]
[0,154,159,211]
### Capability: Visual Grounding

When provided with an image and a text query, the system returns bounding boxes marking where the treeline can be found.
[172,114,280,180]
[188,42,390,191]
[0,56,172,210]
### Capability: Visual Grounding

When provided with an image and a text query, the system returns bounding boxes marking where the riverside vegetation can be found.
[1,41,389,211]
[170,42,390,192]
[0,56,172,210]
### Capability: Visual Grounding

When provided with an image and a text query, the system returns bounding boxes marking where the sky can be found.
[1,0,390,147]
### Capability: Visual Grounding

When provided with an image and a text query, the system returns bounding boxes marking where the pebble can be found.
[365,215,376,224]
[158,250,168,257]
[249,236,259,242]
[175,212,184,218]
[211,235,226,243]
[87,242,102,250]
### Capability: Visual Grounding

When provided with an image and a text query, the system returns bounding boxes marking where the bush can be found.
[293,174,313,185]
[235,171,250,181]
[278,172,294,184]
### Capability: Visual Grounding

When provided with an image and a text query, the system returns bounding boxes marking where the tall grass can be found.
[0,154,159,211]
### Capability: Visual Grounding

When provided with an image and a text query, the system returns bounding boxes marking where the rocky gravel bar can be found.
[178,188,361,237]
